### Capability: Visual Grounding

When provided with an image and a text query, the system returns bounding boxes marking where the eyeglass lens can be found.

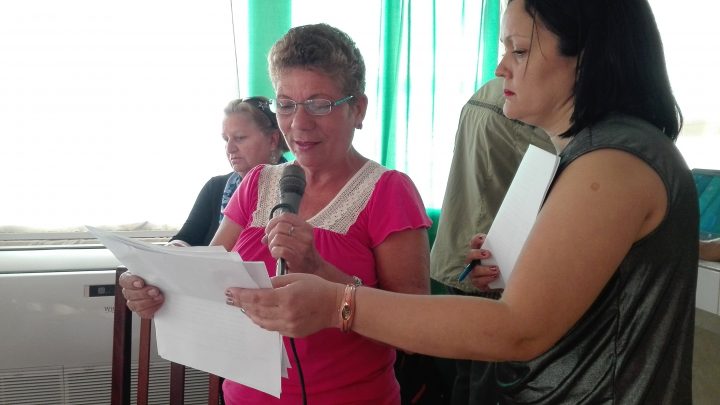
[270,96,353,116]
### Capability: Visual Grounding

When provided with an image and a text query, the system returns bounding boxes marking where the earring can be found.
[356,123,363,129]
[270,151,279,164]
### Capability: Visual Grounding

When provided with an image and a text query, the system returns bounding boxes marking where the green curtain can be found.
[376,0,500,208]
[245,0,291,97]
[378,0,406,169]
[480,0,501,84]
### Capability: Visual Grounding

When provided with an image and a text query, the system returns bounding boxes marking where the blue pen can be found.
[458,259,481,282]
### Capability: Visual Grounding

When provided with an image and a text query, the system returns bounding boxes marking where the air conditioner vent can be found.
[0,366,64,404]
[0,361,212,404]
[64,364,111,405]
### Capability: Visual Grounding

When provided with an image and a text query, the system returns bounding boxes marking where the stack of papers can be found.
[486,145,560,289]
[87,226,288,398]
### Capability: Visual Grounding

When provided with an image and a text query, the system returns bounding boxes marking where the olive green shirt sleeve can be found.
[430,78,554,293]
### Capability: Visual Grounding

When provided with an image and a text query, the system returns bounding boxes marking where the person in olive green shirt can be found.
[430,77,554,404]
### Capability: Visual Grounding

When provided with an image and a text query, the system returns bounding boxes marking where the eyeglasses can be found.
[240,97,279,129]
[269,95,354,116]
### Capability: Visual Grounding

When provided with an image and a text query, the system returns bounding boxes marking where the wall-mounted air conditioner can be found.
[0,247,209,404]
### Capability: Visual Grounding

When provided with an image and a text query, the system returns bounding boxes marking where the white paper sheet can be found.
[486,145,560,289]
[86,226,288,397]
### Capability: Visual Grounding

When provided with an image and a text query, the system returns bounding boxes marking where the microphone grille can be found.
[280,164,306,196]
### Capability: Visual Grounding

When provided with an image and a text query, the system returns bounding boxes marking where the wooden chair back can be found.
[111,266,222,405]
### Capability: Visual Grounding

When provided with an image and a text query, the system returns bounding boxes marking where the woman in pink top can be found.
[121,23,431,404]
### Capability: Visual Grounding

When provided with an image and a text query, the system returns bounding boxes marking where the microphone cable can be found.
[269,203,308,405]
[289,337,307,405]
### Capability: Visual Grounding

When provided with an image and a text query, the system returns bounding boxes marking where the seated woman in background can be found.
[121,23,431,404]
[700,238,720,261]
[168,97,288,247]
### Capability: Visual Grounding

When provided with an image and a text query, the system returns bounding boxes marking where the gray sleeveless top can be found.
[496,115,699,404]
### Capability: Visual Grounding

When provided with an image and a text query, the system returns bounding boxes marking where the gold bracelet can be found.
[340,283,357,333]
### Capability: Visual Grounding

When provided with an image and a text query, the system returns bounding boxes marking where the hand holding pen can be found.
[457,233,500,291]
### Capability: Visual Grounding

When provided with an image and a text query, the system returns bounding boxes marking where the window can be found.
[1,0,490,238]
[652,1,720,170]
[0,0,238,234]
[1,1,716,241]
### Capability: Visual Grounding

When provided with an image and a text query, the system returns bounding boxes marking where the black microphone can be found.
[272,164,306,276]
